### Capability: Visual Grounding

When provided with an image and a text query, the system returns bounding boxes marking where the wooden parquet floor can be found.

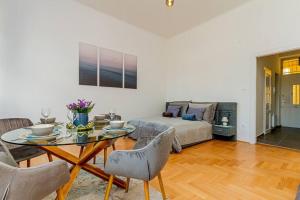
[21,139,300,200]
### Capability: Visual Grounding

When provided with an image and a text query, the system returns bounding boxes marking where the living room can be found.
[1,0,300,199]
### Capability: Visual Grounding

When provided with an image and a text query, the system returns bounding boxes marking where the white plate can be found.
[103,124,135,131]
[22,132,60,141]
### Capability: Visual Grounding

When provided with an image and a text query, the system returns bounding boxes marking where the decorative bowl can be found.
[94,119,109,126]
[109,120,125,129]
[30,124,55,136]
[94,115,105,120]
[40,117,56,124]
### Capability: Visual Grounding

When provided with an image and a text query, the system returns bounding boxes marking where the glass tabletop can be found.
[0,124,136,146]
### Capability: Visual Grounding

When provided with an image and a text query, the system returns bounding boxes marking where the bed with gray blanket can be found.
[128,101,219,153]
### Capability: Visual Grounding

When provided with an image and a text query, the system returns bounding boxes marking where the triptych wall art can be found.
[79,42,137,89]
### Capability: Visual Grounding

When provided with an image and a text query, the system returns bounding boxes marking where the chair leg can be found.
[26,159,31,167]
[104,148,107,167]
[47,152,53,162]
[79,146,84,157]
[125,178,130,193]
[104,175,114,200]
[112,143,116,150]
[144,181,150,200]
[56,188,65,200]
[93,155,96,164]
[158,173,167,200]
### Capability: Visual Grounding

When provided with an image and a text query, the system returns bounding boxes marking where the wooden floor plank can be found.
[20,139,300,200]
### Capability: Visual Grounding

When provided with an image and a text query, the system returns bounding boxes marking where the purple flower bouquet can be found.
[67,99,94,126]
[66,99,94,114]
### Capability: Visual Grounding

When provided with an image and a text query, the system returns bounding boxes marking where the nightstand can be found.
[213,124,236,140]
[213,102,237,140]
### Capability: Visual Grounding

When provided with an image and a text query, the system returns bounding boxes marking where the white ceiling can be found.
[75,0,252,38]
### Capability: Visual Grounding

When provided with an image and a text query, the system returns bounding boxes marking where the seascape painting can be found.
[124,54,137,89]
[79,43,98,86]
[99,48,123,88]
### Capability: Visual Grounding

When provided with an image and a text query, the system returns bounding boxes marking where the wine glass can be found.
[41,108,51,123]
[109,109,116,121]
[67,110,75,124]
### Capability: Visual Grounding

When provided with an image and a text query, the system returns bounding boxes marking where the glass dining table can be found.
[1,123,136,199]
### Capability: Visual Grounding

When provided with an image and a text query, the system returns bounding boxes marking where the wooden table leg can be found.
[39,140,126,199]
[56,188,65,200]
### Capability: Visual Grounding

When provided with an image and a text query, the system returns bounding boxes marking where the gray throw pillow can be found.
[167,105,181,118]
[189,103,213,123]
[192,102,218,123]
[187,107,205,121]
[168,101,189,116]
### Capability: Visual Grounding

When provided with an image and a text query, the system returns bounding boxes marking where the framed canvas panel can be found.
[124,54,137,89]
[99,48,123,88]
[79,43,98,86]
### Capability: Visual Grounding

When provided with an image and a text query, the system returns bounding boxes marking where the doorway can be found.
[256,49,300,150]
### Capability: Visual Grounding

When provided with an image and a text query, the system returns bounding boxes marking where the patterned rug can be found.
[44,158,165,200]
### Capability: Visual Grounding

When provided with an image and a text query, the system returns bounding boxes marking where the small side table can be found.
[213,124,236,140]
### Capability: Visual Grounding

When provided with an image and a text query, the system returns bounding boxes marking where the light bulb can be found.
[166,0,174,7]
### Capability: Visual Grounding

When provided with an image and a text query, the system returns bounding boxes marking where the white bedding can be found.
[136,116,212,147]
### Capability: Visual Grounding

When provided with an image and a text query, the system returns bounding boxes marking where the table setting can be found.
[0,99,136,199]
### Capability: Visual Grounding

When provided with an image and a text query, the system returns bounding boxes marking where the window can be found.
[282,58,300,75]
[293,84,300,105]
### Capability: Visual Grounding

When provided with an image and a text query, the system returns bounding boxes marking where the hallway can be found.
[257,127,300,150]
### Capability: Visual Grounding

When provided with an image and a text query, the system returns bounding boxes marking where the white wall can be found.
[1,0,166,122]
[4,0,300,143]
[0,0,6,114]
[165,0,300,143]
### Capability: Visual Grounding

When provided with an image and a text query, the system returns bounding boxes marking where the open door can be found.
[263,67,272,134]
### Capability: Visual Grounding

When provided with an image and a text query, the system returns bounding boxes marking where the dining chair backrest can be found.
[0,118,33,135]
[104,114,121,121]
[144,126,175,180]
[128,121,170,150]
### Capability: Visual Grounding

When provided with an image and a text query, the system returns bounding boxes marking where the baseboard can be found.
[256,132,264,137]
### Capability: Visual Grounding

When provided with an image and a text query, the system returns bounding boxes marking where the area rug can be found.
[44,158,166,200]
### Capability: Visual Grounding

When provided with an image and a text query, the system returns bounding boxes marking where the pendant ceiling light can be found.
[166,0,174,7]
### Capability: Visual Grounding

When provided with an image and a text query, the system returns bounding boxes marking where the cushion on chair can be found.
[10,146,45,163]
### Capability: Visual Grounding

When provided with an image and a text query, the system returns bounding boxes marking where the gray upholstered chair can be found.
[0,141,70,200]
[0,118,53,167]
[79,114,121,165]
[103,124,175,200]
[295,186,300,200]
